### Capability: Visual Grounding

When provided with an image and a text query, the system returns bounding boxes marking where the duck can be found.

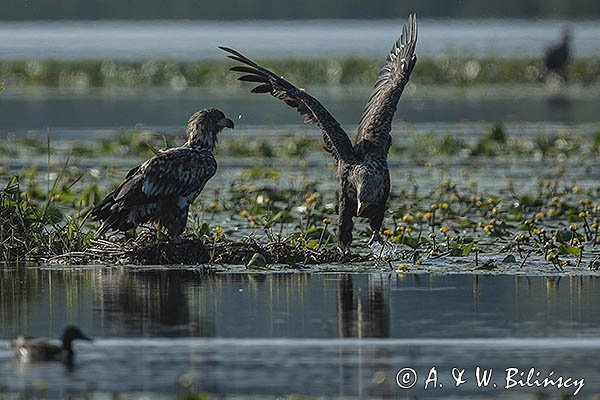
[10,325,92,365]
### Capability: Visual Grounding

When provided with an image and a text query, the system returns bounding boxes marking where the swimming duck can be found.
[10,325,92,365]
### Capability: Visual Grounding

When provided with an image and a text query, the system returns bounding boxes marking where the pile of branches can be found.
[49,236,369,267]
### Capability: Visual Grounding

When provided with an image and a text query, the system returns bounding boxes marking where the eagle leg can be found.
[366,199,387,245]
[367,171,389,246]
[367,230,384,246]
[337,190,357,253]
[158,203,189,240]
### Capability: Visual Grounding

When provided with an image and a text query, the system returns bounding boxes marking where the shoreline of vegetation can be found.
[1,57,599,89]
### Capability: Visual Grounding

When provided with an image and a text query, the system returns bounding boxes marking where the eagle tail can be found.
[91,174,145,237]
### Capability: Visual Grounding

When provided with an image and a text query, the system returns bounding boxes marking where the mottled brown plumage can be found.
[92,108,234,238]
[221,14,417,251]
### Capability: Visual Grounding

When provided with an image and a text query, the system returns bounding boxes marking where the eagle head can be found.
[186,108,234,150]
[352,166,385,217]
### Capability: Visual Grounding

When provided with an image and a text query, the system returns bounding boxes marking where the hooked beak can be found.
[218,117,235,130]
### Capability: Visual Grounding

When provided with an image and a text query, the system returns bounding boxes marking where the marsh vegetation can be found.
[2,57,600,89]
[1,122,598,271]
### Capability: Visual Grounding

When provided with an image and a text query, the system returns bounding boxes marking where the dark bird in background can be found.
[10,325,92,365]
[221,14,417,252]
[92,108,234,238]
[544,27,571,80]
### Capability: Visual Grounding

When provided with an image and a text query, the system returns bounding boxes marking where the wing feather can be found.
[251,84,273,94]
[220,46,356,163]
[140,148,217,200]
[238,74,268,83]
[355,14,418,153]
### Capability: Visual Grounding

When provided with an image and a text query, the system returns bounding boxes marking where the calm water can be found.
[1,19,600,60]
[0,269,599,398]
[1,87,600,133]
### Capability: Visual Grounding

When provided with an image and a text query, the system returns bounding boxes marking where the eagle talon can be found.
[338,245,352,258]
[368,231,384,246]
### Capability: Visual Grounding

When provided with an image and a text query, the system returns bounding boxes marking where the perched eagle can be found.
[92,108,234,238]
[222,14,417,251]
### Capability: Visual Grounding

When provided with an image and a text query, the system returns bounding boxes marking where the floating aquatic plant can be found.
[2,123,599,270]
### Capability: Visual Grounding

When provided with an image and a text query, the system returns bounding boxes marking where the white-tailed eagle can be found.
[222,14,417,251]
[92,108,234,238]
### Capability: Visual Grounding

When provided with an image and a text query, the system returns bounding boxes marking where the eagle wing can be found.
[221,46,356,163]
[136,147,217,202]
[93,148,215,216]
[92,147,216,237]
[355,14,418,152]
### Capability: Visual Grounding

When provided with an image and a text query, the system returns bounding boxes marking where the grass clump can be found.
[0,176,92,263]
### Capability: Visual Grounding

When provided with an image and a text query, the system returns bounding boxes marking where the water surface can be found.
[1,19,599,60]
[2,86,599,133]
[1,270,599,398]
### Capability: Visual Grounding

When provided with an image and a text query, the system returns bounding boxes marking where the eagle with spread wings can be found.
[92,108,234,238]
[222,14,417,251]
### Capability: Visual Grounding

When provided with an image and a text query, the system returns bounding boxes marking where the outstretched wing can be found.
[220,46,356,163]
[355,14,418,153]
